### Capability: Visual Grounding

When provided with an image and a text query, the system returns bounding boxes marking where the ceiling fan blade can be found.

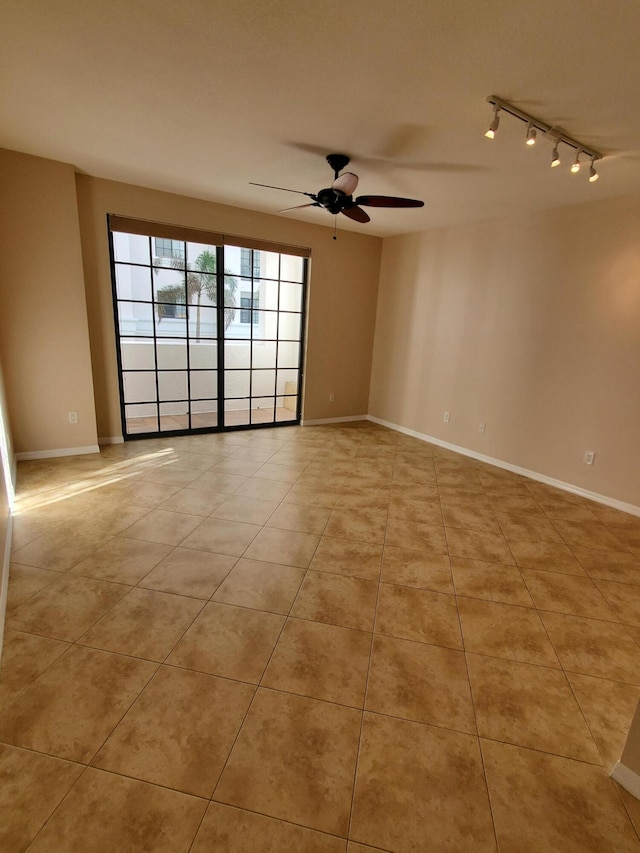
[341,205,370,224]
[250,182,315,198]
[279,203,319,213]
[355,195,424,208]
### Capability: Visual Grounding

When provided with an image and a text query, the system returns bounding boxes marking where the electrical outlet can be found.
[443,412,450,423]
[329,393,335,403]
[479,422,486,433]
[68,411,78,424]
[584,451,595,465]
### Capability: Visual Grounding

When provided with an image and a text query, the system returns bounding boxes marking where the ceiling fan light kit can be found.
[250,153,424,235]
[484,95,602,182]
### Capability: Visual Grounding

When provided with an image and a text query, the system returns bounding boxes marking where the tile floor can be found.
[2,421,640,851]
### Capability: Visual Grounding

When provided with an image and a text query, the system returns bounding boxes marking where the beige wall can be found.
[369,194,640,507]
[0,149,98,454]
[75,176,382,439]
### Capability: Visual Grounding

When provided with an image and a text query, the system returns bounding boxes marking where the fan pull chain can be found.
[333,217,337,240]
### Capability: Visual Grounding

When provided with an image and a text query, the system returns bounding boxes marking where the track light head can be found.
[589,157,599,182]
[525,124,537,146]
[485,106,500,139]
[551,140,561,167]
[571,150,581,173]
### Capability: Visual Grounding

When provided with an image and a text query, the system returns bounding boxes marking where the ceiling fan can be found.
[250,153,424,225]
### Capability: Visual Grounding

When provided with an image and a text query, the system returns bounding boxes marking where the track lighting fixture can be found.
[485,95,602,181]
[571,150,581,173]
[485,105,501,139]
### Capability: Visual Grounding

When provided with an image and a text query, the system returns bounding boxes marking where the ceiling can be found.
[2,0,640,237]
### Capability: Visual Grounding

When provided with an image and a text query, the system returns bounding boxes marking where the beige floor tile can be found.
[121,508,204,545]
[10,527,109,571]
[366,634,475,733]
[26,767,207,853]
[0,646,156,762]
[212,558,305,614]
[212,458,265,477]
[80,587,204,661]
[214,689,361,836]
[496,510,564,544]
[347,843,391,853]
[262,617,371,707]
[391,481,439,502]
[93,666,254,797]
[0,743,84,853]
[10,517,56,551]
[508,538,585,574]
[441,503,501,535]
[283,483,342,508]
[457,596,560,667]
[522,569,618,620]
[310,536,382,581]
[618,785,640,837]
[213,494,280,524]
[595,579,640,626]
[189,471,248,493]
[291,571,378,630]
[540,611,640,683]
[9,575,130,642]
[381,546,453,593]
[116,480,183,507]
[553,519,627,551]
[375,582,462,648]
[567,672,640,767]
[0,630,70,710]
[235,477,293,502]
[158,487,228,516]
[267,502,332,534]
[6,563,62,611]
[351,713,496,852]
[180,517,262,556]
[140,547,236,598]
[61,502,151,540]
[168,601,284,682]
[481,739,639,853]
[451,557,533,606]
[445,527,514,564]
[385,517,448,553]
[324,507,387,545]
[192,802,345,853]
[142,465,204,487]
[243,526,320,567]
[70,536,173,584]
[466,653,600,762]
[388,495,442,525]
[254,461,308,482]
[572,545,640,583]
[338,485,391,514]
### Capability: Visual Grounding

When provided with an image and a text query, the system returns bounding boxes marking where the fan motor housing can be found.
[317,187,349,214]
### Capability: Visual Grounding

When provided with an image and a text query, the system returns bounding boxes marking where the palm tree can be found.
[156,249,238,339]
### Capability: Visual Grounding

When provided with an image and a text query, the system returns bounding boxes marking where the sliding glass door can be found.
[109,222,307,438]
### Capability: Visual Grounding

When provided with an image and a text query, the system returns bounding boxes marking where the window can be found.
[154,238,185,260]
[240,291,259,324]
[240,248,261,278]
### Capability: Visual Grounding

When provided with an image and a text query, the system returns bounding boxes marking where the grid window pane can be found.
[190,370,217,400]
[123,371,156,404]
[225,398,250,426]
[156,342,187,370]
[118,301,154,337]
[120,340,155,371]
[115,264,152,302]
[278,312,301,341]
[113,233,150,265]
[225,341,250,369]
[277,369,299,396]
[190,341,217,369]
[279,281,303,312]
[280,254,304,283]
[125,403,157,433]
[158,371,188,402]
[252,369,276,397]
[277,341,300,369]
[253,340,276,369]
[159,402,189,432]
[225,370,250,398]
[188,305,217,339]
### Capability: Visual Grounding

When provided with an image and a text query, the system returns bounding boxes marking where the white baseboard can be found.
[367,415,640,518]
[0,512,13,664]
[611,762,640,800]
[302,415,369,426]
[15,444,101,461]
[99,436,124,445]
